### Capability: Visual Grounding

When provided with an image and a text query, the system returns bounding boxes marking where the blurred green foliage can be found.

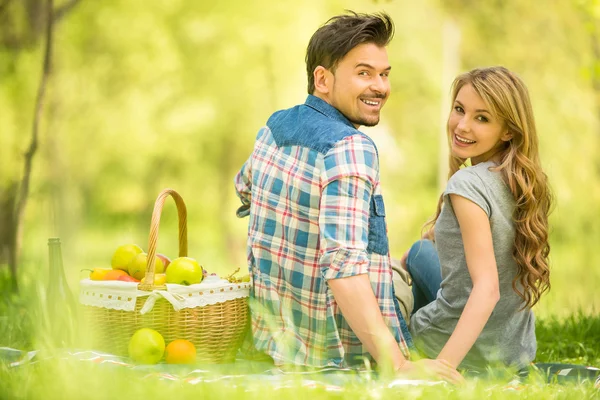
[1,0,599,319]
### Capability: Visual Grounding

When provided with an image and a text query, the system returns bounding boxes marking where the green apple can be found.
[111,244,143,271]
[128,328,165,364]
[128,253,165,281]
[166,257,203,285]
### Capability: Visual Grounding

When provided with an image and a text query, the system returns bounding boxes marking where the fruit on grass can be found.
[89,268,111,280]
[128,253,165,281]
[153,273,166,286]
[156,253,171,269]
[165,339,196,364]
[128,328,165,365]
[102,269,129,280]
[111,244,143,271]
[166,257,203,285]
[117,274,140,283]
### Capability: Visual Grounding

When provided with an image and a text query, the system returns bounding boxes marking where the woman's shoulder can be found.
[469,160,501,175]
[449,162,501,186]
[448,162,514,212]
[445,162,506,216]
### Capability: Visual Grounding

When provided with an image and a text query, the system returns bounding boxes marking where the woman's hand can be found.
[399,248,410,271]
[422,226,435,242]
[396,358,464,385]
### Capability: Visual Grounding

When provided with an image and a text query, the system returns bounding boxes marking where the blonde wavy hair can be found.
[426,66,553,308]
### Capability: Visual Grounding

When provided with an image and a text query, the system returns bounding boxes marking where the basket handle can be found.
[138,188,188,291]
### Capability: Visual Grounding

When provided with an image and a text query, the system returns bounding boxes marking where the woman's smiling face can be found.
[448,83,511,165]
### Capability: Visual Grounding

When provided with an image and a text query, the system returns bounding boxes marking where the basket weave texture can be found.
[80,189,249,363]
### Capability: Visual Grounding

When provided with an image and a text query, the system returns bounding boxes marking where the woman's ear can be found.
[313,66,331,95]
[501,129,513,142]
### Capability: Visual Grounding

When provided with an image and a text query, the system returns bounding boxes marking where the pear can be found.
[128,252,164,281]
[111,244,143,271]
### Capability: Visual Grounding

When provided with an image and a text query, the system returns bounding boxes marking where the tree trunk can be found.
[0,182,18,291]
[6,0,54,293]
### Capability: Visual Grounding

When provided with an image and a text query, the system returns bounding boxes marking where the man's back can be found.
[234,95,409,367]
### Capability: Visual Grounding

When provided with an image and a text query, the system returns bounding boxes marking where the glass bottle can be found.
[45,238,78,349]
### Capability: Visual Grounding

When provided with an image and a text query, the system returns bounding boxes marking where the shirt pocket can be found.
[367,194,389,255]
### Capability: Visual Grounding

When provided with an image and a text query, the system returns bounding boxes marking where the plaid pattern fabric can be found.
[234,97,410,367]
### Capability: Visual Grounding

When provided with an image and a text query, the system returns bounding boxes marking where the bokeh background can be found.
[1,0,599,338]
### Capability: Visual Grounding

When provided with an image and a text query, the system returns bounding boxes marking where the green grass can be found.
[536,313,600,366]
[1,227,599,399]
[1,279,599,399]
[1,352,599,400]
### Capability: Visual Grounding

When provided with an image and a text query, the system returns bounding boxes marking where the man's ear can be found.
[313,66,331,95]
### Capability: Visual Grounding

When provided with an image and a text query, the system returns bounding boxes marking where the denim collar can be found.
[304,95,356,129]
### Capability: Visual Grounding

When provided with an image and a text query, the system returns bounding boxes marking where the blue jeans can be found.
[406,239,442,314]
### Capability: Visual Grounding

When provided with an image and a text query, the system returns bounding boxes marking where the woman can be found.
[403,66,553,372]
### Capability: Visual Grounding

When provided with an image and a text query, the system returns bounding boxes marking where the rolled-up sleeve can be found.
[319,135,379,280]
[234,157,252,218]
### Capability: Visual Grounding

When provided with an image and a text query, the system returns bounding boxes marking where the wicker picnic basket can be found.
[79,188,250,363]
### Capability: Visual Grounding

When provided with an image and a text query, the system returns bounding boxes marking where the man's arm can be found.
[319,136,401,367]
[234,157,252,218]
[328,274,407,369]
[320,174,406,370]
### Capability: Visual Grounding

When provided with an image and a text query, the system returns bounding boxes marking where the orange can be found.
[103,269,129,280]
[164,339,196,364]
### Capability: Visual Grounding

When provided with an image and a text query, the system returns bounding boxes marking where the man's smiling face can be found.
[326,43,391,128]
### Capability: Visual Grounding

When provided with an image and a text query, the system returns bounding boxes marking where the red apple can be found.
[156,253,171,270]
[118,275,140,283]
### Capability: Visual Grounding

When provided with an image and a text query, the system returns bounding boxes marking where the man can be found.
[234,11,461,382]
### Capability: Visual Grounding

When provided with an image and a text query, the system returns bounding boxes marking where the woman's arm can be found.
[436,194,501,368]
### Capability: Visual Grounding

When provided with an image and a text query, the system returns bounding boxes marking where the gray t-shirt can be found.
[409,161,536,370]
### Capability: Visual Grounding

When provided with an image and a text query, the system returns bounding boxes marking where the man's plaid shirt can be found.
[234,95,410,367]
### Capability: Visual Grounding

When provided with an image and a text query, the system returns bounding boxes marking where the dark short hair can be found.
[305,11,395,94]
